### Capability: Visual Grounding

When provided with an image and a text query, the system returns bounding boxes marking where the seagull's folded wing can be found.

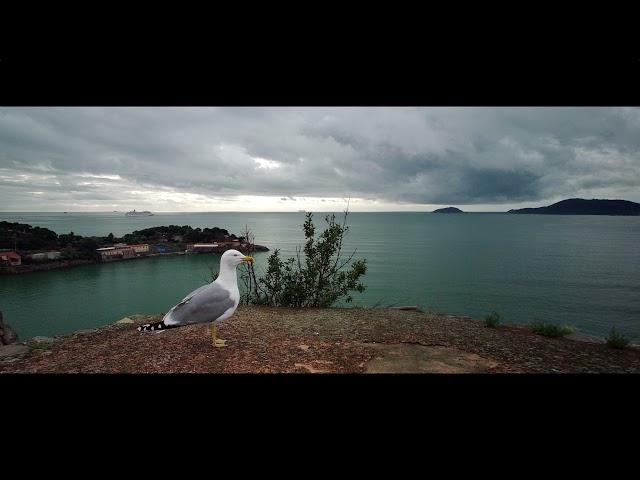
[164,282,235,326]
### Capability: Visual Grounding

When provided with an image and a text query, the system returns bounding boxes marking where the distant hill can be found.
[508,198,640,216]
[433,207,464,213]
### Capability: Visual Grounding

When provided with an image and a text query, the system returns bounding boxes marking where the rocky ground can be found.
[1,306,639,373]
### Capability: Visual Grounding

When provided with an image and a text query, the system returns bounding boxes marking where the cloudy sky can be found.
[1,107,639,212]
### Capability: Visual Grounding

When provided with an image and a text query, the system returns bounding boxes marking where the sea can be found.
[1,211,639,341]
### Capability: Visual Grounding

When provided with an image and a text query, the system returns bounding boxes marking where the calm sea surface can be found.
[1,211,639,340]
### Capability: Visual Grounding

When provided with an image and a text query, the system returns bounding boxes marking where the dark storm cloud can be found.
[1,107,639,210]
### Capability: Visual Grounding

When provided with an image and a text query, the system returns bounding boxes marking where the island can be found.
[433,207,464,213]
[508,198,640,216]
[0,221,269,275]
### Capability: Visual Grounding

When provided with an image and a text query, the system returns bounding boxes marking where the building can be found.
[186,243,219,253]
[216,240,241,247]
[0,251,21,266]
[117,246,136,259]
[27,251,61,261]
[96,247,118,261]
[96,245,136,262]
[129,244,150,255]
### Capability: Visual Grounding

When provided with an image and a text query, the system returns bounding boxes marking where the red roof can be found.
[1,252,21,260]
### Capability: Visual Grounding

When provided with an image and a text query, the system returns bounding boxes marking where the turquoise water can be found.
[1,211,639,340]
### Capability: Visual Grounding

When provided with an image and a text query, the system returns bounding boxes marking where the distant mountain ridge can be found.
[508,198,640,216]
[433,207,464,213]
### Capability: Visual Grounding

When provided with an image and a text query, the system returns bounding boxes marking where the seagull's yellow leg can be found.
[210,323,227,348]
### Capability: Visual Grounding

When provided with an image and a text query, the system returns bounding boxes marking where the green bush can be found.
[605,327,630,349]
[250,210,367,307]
[530,321,574,337]
[484,311,501,327]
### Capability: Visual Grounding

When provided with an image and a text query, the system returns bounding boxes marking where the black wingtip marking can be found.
[137,321,178,332]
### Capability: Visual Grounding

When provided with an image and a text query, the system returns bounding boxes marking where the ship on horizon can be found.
[125,209,154,217]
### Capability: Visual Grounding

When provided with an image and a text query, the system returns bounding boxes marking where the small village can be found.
[94,237,261,262]
[0,221,268,274]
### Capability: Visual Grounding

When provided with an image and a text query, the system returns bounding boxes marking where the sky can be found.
[1,107,639,212]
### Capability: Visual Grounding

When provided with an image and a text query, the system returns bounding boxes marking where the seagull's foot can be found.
[213,338,227,348]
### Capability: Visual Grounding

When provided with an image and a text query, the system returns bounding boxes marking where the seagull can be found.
[137,249,254,347]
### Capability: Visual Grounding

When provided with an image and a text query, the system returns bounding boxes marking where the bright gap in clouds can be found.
[253,157,280,169]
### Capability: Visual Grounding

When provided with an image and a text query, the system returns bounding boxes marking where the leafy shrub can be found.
[484,311,501,327]
[530,321,573,337]
[605,327,630,349]
[251,210,367,307]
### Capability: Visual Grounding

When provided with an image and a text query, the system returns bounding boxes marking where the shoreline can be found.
[1,219,268,275]
[0,246,267,276]
[0,251,185,275]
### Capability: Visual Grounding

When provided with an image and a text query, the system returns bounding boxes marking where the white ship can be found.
[125,209,154,216]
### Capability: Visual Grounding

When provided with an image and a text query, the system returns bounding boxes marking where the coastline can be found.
[1,219,269,275]
[0,245,268,275]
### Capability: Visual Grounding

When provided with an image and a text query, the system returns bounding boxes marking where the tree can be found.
[252,209,367,307]
[76,237,99,259]
[238,224,260,305]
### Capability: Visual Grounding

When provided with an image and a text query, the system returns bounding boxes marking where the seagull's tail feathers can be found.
[137,320,178,332]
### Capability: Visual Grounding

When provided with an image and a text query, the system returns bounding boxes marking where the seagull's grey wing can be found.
[164,282,235,326]
[177,283,210,305]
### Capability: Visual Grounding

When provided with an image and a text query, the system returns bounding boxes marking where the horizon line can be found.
[1,210,511,214]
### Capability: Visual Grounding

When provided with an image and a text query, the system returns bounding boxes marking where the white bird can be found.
[137,249,254,347]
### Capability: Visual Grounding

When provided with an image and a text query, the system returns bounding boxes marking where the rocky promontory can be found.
[508,198,640,216]
[2,307,639,373]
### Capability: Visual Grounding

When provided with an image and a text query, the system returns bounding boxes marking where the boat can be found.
[125,209,154,216]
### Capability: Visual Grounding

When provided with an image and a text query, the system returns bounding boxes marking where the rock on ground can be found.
[0,311,19,345]
[115,317,135,324]
[29,336,55,345]
[364,343,498,373]
[0,344,29,359]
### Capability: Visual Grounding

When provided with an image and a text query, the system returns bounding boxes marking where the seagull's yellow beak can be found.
[242,256,254,263]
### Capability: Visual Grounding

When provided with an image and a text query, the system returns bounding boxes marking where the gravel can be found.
[1,306,639,373]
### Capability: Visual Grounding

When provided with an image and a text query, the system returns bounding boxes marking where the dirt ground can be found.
[1,306,640,373]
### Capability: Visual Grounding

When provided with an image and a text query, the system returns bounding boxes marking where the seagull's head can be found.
[221,249,254,269]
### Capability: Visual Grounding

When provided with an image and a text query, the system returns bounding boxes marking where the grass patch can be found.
[605,327,630,350]
[530,321,574,337]
[484,311,501,328]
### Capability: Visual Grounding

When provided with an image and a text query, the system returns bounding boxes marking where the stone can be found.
[362,343,498,373]
[30,336,55,345]
[294,363,330,373]
[116,317,135,324]
[74,328,98,335]
[565,332,605,344]
[0,344,29,358]
[0,311,19,345]
[390,305,423,312]
[298,344,310,351]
